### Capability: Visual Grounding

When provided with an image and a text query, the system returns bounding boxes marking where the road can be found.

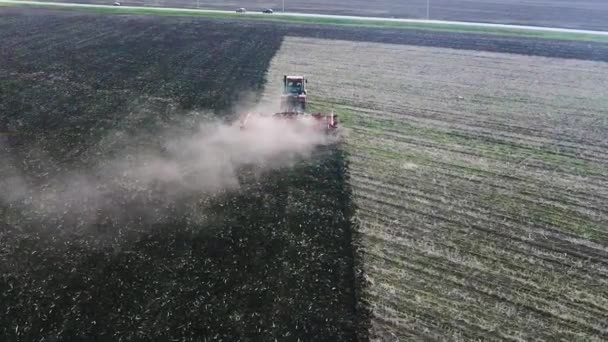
[3,0,608,37]
[23,0,608,31]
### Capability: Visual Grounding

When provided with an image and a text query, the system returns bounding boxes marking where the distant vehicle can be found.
[262,8,273,14]
[113,1,121,5]
[236,8,246,13]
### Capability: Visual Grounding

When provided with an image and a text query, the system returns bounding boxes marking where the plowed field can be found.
[0,13,364,341]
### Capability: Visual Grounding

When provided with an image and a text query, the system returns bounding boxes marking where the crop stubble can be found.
[264,36,608,340]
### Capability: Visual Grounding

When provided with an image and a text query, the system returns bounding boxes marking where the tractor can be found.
[239,75,337,132]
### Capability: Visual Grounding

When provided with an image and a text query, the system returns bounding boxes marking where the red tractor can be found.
[240,75,338,132]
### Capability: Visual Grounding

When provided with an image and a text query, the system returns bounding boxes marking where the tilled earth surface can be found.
[0,11,365,341]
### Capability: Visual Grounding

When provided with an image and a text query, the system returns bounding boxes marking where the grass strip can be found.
[2,0,608,43]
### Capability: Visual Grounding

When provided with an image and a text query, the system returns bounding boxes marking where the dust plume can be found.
[0,106,338,231]
[116,112,337,194]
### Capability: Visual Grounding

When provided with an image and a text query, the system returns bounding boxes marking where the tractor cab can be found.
[281,75,307,112]
[284,76,306,95]
[240,75,337,132]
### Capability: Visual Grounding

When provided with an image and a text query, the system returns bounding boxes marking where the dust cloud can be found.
[116,112,336,193]
[0,104,338,229]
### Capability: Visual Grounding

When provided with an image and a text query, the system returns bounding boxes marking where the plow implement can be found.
[239,75,338,133]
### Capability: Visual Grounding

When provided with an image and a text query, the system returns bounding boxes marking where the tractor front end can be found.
[239,75,338,133]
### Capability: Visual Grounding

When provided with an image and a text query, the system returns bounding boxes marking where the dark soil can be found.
[0,12,369,341]
[4,7,608,64]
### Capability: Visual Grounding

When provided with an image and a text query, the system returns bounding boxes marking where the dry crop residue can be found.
[264,36,608,341]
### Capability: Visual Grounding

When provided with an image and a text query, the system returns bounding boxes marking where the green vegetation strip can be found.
[2,0,608,43]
